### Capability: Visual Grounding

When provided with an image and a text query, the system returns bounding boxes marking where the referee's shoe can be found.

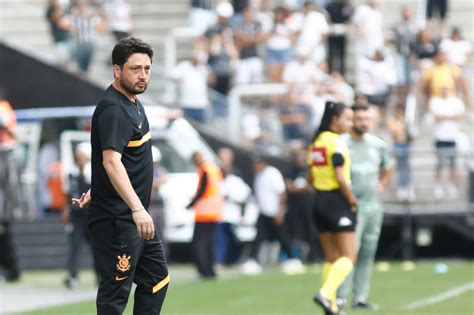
[313,291,347,315]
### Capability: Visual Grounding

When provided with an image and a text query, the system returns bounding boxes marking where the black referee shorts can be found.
[89,218,169,315]
[312,190,357,233]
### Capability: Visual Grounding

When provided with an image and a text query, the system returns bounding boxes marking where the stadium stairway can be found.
[11,214,94,270]
[0,0,190,93]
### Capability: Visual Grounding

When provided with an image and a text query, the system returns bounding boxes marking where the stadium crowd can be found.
[173,0,472,201]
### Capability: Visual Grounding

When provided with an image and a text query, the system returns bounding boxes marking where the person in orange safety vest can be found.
[186,151,224,279]
[0,99,17,148]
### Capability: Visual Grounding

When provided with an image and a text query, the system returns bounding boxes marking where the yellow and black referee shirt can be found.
[307,131,351,191]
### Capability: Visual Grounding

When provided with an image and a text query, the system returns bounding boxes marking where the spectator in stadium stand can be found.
[67,0,107,72]
[327,72,355,106]
[262,6,295,83]
[357,50,397,121]
[148,146,169,259]
[429,86,465,200]
[169,50,215,123]
[307,102,356,315]
[230,0,249,26]
[46,0,72,68]
[387,104,415,202]
[95,0,133,42]
[233,5,265,85]
[62,142,99,289]
[279,88,312,142]
[186,151,224,279]
[0,90,20,282]
[205,2,239,96]
[284,142,320,263]
[189,0,216,34]
[421,49,470,113]
[282,46,318,88]
[389,6,418,103]
[412,28,438,72]
[241,154,305,275]
[215,148,251,267]
[352,0,384,87]
[290,1,329,66]
[337,104,395,311]
[439,27,473,78]
[325,0,354,76]
[426,0,449,35]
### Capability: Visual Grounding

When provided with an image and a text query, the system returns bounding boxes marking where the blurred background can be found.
[0,0,473,314]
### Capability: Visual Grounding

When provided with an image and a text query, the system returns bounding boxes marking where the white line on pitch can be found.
[402,282,474,310]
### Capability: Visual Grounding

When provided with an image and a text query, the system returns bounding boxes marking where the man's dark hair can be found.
[112,37,154,68]
[352,104,369,112]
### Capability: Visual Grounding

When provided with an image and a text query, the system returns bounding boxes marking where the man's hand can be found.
[132,209,155,240]
[72,189,91,208]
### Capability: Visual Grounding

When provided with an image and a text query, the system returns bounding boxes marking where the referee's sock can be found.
[321,262,332,286]
[320,257,353,303]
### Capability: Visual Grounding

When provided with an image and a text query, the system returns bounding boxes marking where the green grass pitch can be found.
[12,261,474,315]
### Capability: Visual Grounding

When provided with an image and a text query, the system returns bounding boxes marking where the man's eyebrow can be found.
[129,64,152,68]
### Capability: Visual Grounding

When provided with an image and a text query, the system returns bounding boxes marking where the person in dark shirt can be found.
[412,29,438,70]
[73,37,169,314]
[46,0,72,67]
[325,0,354,75]
[233,5,265,84]
[284,143,320,263]
[62,142,99,289]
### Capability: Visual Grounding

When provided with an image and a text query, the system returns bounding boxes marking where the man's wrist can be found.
[131,207,145,213]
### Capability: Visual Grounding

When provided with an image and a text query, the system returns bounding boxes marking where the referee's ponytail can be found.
[312,101,348,142]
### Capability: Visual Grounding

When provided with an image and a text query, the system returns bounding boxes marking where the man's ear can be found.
[113,64,121,79]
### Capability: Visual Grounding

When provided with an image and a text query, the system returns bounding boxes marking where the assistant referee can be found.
[308,102,357,315]
[73,37,169,314]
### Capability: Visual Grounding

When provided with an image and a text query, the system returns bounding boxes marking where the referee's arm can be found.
[333,154,357,212]
[103,149,155,240]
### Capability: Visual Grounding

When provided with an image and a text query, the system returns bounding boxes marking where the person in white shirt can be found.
[241,154,303,275]
[290,1,329,65]
[263,6,295,82]
[440,27,472,77]
[215,167,251,266]
[282,47,318,87]
[98,0,133,41]
[169,51,215,123]
[429,86,465,199]
[357,50,397,120]
[352,0,384,85]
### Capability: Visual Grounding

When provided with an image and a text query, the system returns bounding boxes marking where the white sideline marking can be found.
[402,282,474,310]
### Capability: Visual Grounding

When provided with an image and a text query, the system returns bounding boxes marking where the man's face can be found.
[114,53,151,96]
[353,109,370,135]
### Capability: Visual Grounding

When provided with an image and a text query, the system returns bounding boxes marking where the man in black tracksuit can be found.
[73,37,169,314]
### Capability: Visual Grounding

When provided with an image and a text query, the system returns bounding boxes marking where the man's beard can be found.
[353,125,367,135]
[120,78,148,95]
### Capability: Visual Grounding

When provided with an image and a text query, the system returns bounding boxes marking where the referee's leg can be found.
[133,226,169,314]
[337,209,368,301]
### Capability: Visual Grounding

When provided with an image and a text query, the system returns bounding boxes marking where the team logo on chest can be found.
[116,254,131,272]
